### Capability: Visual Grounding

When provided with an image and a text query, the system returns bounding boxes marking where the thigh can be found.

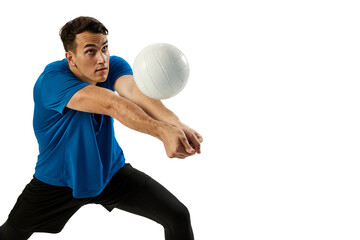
[112,176,188,226]
[95,164,194,240]
[7,177,87,233]
[94,163,152,210]
[114,177,195,240]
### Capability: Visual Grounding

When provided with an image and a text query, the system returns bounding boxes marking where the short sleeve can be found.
[107,56,133,90]
[40,61,89,114]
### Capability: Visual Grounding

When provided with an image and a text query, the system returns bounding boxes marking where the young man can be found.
[0,16,202,240]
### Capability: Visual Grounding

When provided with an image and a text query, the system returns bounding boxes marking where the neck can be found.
[69,65,97,85]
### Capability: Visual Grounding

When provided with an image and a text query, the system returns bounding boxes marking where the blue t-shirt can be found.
[33,56,133,198]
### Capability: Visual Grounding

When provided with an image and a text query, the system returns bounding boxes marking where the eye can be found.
[86,49,94,54]
[102,45,108,51]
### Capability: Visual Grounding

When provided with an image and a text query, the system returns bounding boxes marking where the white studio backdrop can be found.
[0,0,359,239]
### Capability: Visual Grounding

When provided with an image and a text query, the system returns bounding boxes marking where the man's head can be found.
[60,16,110,85]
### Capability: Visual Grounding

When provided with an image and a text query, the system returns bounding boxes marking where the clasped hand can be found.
[159,123,203,159]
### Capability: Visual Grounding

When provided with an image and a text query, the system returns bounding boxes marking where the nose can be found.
[97,51,107,64]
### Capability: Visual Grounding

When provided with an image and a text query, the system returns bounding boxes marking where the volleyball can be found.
[132,43,190,99]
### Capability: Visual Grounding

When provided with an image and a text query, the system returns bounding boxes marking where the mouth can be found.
[95,67,108,73]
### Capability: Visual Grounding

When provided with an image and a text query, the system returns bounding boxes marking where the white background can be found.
[0,0,359,239]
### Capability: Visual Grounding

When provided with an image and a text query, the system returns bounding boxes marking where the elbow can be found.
[105,94,120,118]
[106,93,130,120]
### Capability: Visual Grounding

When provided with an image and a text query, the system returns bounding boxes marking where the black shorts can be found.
[7,163,151,233]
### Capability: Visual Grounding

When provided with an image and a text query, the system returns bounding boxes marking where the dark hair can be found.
[60,16,108,52]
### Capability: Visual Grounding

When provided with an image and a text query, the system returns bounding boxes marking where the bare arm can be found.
[114,75,203,154]
[114,75,181,125]
[66,85,195,158]
[67,85,162,138]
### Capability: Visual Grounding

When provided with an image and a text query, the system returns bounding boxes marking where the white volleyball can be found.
[132,43,190,99]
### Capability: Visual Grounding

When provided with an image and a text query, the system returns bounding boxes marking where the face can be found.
[66,32,110,85]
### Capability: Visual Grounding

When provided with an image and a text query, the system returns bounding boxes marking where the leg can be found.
[0,220,33,240]
[2,177,88,238]
[113,177,194,240]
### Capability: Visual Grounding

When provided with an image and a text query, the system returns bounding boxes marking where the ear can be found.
[65,51,76,67]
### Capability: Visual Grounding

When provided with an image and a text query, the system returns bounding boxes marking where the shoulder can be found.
[107,56,133,88]
[41,59,77,85]
[109,55,132,74]
[110,55,131,68]
[39,59,74,85]
[44,59,69,74]
[38,59,83,91]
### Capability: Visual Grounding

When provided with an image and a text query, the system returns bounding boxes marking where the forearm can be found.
[114,75,182,127]
[115,79,203,155]
[110,96,197,158]
[109,96,166,139]
[137,98,203,154]
[139,99,182,127]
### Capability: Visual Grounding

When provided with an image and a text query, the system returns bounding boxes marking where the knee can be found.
[169,202,192,227]
[0,220,32,240]
[164,203,194,240]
